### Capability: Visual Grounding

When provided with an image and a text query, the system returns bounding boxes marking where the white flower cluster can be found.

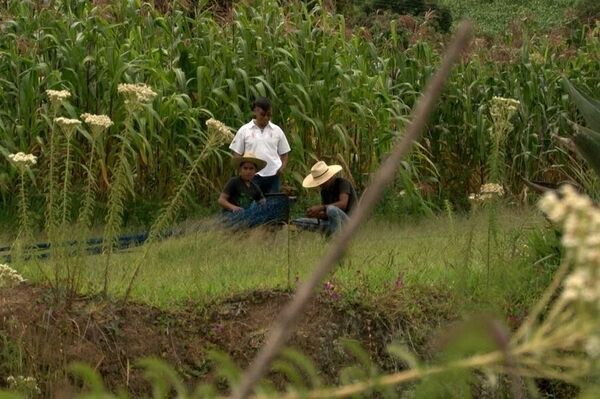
[585,335,600,358]
[538,185,600,303]
[46,89,71,103]
[117,83,157,104]
[54,117,82,128]
[8,152,37,167]
[54,117,81,137]
[0,263,25,288]
[81,113,113,129]
[6,375,41,395]
[491,96,520,113]
[469,182,504,203]
[206,118,234,145]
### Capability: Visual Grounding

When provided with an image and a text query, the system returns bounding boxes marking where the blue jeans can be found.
[221,196,290,229]
[253,174,281,194]
[292,205,349,235]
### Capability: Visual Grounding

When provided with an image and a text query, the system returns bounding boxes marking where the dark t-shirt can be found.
[222,176,264,209]
[320,177,357,214]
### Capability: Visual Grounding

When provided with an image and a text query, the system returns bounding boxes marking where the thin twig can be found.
[231,21,473,399]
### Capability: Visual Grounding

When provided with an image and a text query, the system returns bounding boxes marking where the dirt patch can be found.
[0,284,455,396]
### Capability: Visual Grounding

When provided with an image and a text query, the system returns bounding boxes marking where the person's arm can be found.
[276,127,291,175]
[307,192,349,218]
[229,127,245,156]
[277,152,289,175]
[218,193,243,212]
[328,192,349,212]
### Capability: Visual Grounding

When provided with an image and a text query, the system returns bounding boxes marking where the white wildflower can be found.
[6,375,41,395]
[117,83,157,104]
[538,192,567,223]
[54,117,81,138]
[480,183,505,196]
[8,152,37,167]
[0,263,25,288]
[46,89,71,108]
[80,113,113,129]
[585,336,600,358]
[206,117,234,145]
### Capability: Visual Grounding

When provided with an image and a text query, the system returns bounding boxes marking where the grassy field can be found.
[15,206,556,317]
[440,0,578,35]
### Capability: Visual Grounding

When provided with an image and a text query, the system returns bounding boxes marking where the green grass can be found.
[16,206,555,317]
[440,0,577,35]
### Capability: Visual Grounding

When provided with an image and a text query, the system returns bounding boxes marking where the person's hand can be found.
[276,167,284,176]
[307,205,323,217]
[230,205,243,212]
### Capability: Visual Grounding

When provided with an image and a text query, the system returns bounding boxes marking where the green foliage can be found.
[0,0,597,225]
[563,78,600,179]
[364,0,453,32]
[439,0,577,35]
[574,0,600,20]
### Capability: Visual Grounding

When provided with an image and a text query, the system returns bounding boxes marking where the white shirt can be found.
[229,120,291,177]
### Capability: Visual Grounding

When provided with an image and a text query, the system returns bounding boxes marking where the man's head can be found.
[302,161,343,189]
[232,153,267,181]
[239,161,258,182]
[252,97,272,128]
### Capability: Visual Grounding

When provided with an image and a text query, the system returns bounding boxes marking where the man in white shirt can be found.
[229,97,291,194]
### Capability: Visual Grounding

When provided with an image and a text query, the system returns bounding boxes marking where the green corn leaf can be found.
[572,124,600,178]
[563,78,600,132]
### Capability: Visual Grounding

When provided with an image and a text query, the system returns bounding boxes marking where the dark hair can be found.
[252,97,272,112]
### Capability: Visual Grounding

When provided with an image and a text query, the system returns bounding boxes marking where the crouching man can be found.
[218,153,267,228]
[293,161,357,236]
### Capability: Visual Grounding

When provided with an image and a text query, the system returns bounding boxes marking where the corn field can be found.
[0,0,598,227]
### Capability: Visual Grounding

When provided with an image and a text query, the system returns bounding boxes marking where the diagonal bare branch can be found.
[231,21,473,399]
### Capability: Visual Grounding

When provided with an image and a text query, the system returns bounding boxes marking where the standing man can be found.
[229,97,291,194]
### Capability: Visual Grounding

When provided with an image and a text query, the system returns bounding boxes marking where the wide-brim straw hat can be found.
[232,153,267,172]
[302,161,343,188]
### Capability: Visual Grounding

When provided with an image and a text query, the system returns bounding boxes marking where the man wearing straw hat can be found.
[292,160,357,235]
[218,153,268,227]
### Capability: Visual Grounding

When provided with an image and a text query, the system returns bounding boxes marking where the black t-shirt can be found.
[222,177,264,209]
[320,177,357,214]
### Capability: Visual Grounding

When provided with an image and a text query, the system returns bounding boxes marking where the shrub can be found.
[363,0,453,32]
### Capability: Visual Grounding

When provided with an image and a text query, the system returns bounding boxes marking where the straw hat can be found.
[302,161,343,188]
[232,152,267,171]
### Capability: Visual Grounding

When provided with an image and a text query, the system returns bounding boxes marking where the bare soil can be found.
[0,284,455,397]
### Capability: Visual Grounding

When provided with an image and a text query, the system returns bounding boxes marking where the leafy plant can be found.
[562,78,600,180]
